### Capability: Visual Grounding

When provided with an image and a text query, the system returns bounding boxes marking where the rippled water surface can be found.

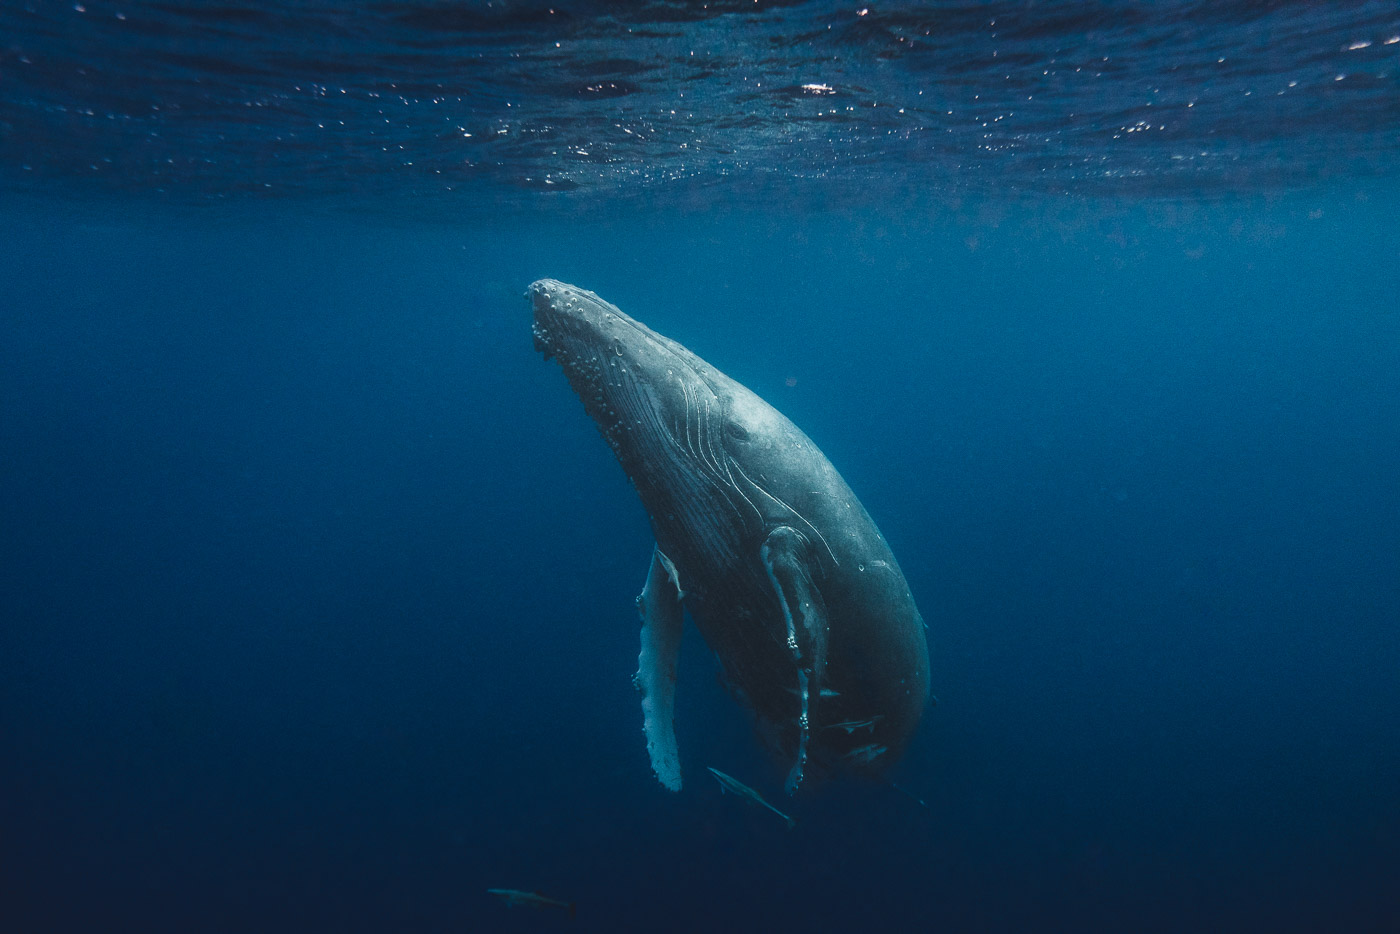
[3,1,1399,206]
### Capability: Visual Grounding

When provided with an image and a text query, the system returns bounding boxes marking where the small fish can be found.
[487,888,577,920]
[844,743,888,764]
[825,715,884,734]
[706,767,797,830]
[890,781,931,811]
[787,685,842,700]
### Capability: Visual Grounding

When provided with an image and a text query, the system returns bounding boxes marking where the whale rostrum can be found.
[530,279,930,793]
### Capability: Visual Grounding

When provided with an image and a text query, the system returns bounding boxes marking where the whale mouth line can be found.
[532,312,676,379]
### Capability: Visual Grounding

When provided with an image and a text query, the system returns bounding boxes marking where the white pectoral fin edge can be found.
[636,546,685,791]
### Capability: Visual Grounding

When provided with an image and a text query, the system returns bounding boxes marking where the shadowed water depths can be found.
[2,191,1398,931]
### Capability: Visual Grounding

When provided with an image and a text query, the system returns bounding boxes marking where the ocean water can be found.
[2,3,1399,933]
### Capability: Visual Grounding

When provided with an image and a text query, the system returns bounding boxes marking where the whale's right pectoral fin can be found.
[760,526,830,795]
[635,547,684,791]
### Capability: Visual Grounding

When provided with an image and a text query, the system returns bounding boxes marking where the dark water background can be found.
[3,3,1400,933]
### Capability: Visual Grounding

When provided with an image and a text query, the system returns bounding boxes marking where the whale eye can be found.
[724,420,750,442]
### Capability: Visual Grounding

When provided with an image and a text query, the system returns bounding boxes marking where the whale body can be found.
[530,279,930,793]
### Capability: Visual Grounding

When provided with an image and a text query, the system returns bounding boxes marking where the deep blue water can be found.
[3,4,1400,934]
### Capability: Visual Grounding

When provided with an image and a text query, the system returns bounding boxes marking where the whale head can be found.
[529,277,790,497]
[531,278,816,567]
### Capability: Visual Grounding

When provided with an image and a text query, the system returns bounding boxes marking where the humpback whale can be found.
[530,279,929,793]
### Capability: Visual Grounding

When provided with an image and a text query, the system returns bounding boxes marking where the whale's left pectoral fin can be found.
[635,547,685,791]
[760,526,830,795]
